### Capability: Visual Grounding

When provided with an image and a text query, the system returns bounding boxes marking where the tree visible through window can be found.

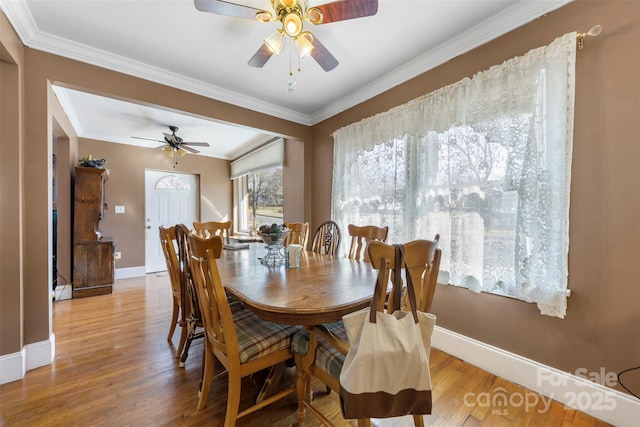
[247,167,283,232]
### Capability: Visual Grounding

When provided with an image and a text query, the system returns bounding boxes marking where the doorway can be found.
[144,170,199,273]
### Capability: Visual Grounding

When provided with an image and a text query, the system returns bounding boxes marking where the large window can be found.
[332,33,577,318]
[247,168,283,231]
[231,139,284,233]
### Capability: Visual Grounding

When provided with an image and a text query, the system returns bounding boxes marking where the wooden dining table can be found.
[216,244,380,325]
[214,243,381,403]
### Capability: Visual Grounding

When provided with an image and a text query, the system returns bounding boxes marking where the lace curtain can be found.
[332,33,576,318]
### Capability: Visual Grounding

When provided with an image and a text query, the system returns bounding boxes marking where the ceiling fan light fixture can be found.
[306,7,323,25]
[255,10,273,22]
[283,12,303,37]
[279,0,299,9]
[177,148,187,157]
[264,30,285,55]
[296,33,314,58]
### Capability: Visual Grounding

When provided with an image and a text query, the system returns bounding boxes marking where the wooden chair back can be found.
[188,233,297,420]
[186,234,226,357]
[159,226,180,302]
[193,220,232,244]
[283,222,309,248]
[174,223,204,367]
[310,220,342,256]
[158,226,186,353]
[368,235,441,313]
[294,236,441,427]
[347,224,389,262]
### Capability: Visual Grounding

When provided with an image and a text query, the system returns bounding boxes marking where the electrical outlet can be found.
[114,251,122,260]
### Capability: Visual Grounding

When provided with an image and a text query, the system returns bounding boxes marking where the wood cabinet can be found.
[72,167,114,298]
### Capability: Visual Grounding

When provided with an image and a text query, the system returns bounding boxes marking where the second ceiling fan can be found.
[132,125,211,167]
[194,0,378,72]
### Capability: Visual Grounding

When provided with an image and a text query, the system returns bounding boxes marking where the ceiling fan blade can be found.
[131,136,165,143]
[314,0,378,24]
[194,0,262,20]
[180,145,200,154]
[182,142,211,147]
[248,43,274,68]
[309,35,339,71]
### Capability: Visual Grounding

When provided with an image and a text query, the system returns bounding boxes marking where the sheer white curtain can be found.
[332,33,576,318]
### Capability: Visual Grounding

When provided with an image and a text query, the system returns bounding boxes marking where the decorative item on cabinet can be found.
[72,166,115,298]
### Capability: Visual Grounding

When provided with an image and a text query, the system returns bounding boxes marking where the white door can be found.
[145,170,199,273]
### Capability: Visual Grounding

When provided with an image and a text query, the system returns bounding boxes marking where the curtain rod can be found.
[577,24,602,49]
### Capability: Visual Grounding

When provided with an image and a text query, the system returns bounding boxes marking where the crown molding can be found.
[1,0,572,127]
[0,0,312,125]
[309,0,573,125]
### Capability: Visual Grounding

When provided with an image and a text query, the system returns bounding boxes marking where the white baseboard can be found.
[0,333,55,385]
[0,347,26,384]
[115,266,146,280]
[432,326,640,427]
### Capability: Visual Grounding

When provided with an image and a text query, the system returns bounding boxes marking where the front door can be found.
[145,170,199,273]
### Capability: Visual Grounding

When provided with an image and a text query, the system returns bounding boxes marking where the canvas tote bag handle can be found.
[369,244,419,324]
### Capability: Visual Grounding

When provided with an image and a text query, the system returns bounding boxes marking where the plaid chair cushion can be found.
[291,321,347,380]
[234,308,299,364]
[228,296,245,313]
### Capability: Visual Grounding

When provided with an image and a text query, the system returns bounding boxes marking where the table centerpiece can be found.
[256,223,289,266]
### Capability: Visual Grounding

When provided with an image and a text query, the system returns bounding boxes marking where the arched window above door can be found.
[155,175,189,190]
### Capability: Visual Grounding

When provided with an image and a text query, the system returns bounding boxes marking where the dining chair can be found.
[193,220,232,244]
[187,233,299,425]
[309,220,341,256]
[292,236,441,427]
[347,224,389,262]
[174,223,204,368]
[284,222,309,249]
[158,226,188,359]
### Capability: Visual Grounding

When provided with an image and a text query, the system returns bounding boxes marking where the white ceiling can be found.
[1,0,570,160]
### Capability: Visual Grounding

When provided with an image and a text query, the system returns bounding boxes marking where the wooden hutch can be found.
[72,166,114,298]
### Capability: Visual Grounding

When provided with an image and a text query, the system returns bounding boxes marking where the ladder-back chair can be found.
[188,233,299,425]
[293,236,441,427]
[283,222,309,249]
[193,220,232,244]
[347,224,389,262]
[174,224,204,367]
[158,226,187,358]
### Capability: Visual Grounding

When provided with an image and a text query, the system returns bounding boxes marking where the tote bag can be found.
[339,244,436,419]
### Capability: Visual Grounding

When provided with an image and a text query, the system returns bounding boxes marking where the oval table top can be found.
[216,244,379,325]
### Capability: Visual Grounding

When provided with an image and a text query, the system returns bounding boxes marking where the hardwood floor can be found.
[1,274,611,427]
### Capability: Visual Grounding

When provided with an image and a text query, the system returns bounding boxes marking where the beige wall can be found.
[77,138,232,268]
[310,0,639,394]
[1,12,25,355]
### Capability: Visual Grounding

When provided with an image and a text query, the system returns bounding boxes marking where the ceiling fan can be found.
[194,0,378,72]
[132,125,210,167]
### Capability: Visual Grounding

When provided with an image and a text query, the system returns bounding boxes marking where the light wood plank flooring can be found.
[1,273,611,426]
